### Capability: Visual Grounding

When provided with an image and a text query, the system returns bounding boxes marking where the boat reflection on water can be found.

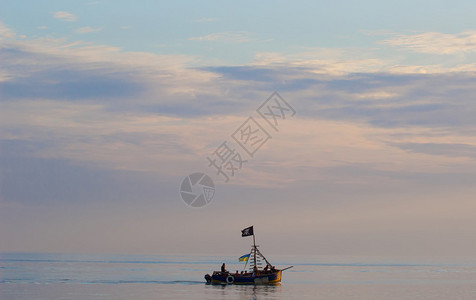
[206,282,283,299]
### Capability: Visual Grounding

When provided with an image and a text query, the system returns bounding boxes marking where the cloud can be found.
[0,21,16,39]
[189,31,251,42]
[390,142,476,159]
[382,31,476,54]
[252,43,476,75]
[53,11,77,22]
[2,22,476,197]
[3,28,476,134]
[3,23,476,256]
[76,26,102,34]
[252,49,388,75]
[0,30,221,104]
[205,65,476,130]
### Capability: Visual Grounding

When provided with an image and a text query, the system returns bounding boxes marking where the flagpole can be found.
[243,250,252,272]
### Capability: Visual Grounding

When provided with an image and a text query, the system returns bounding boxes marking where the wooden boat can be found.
[204,226,293,285]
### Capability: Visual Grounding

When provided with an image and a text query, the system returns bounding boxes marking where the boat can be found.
[204,226,293,285]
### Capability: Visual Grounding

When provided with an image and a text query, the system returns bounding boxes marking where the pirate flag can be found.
[241,226,254,237]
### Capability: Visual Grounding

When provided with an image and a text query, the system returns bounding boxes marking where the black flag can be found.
[241,226,254,237]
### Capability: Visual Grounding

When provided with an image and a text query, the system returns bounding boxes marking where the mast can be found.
[241,226,271,272]
[251,229,272,270]
[251,229,273,270]
[253,232,257,270]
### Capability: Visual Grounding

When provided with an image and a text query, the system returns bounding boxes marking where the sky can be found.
[1,0,476,258]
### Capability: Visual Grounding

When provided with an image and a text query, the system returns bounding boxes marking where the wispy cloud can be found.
[0,21,16,39]
[76,26,102,34]
[3,21,476,256]
[189,31,251,42]
[3,21,476,195]
[251,49,388,75]
[53,11,77,22]
[382,31,476,54]
[390,142,476,159]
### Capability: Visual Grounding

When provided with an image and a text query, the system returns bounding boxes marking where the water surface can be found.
[1,253,475,299]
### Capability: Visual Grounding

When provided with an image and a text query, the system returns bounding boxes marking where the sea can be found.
[1,252,475,299]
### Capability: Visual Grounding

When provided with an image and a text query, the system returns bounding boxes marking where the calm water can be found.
[1,253,476,299]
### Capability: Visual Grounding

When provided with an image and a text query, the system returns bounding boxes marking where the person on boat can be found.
[263,265,269,273]
[252,266,259,276]
[221,263,227,273]
[270,266,276,272]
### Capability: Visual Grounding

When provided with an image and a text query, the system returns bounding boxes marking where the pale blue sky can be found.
[3,0,476,64]
[1,1,476,256]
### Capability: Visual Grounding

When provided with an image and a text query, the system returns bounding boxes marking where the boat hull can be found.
[208,270,282,285]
